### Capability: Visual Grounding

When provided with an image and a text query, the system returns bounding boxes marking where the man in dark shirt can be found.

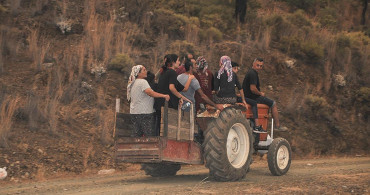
[242,57,287,131]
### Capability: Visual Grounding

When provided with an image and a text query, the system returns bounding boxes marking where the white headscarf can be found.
[127,65,144,102]
[217,56,233,82]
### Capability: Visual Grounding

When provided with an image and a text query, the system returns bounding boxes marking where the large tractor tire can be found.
[267,138,292,176]
[203,108,254,181]
[141,163,181,177]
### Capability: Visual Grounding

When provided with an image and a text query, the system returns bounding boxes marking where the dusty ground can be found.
[0,156,368,195]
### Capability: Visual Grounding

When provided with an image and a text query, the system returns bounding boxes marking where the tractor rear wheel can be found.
[203,108,253,181]
[141,163,181,177]
[267,138,291,176]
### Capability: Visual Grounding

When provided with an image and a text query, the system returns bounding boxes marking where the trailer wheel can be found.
[203,108,253,181]
[141,163,181,177]
[267,138,291,176]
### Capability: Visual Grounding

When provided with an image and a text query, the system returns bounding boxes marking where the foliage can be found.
[167,40,198,57]
[300,41,324,64]
[336,34,351,48]
[278,36,324,64]
[265,15,293,43]
[318,7,337,29]
[199,27,223,42]
[280,0,317,12]
[287,10,312,27]
[355,87,370,119]
[151,8,200,39]
[0,5,7,13]
[107,54,134,74]
[304,95,331,119]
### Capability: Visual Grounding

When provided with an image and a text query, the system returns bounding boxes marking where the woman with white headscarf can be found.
[213,56,247,106]
[127,65,170,137]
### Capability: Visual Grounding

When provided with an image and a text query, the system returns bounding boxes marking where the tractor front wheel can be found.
[203,108,253,181]
[267,138,292,176]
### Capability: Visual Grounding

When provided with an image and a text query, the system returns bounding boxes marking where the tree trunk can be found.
[361,0,368,25]
[235,0,247,23]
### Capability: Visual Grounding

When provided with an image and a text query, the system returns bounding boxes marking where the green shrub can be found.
[265,15,292,43]
[318,7,337,29]
[107,54,135,74]
[0,5,7,13]
[355,87,370,119]
[152,9,186,38]
[336,34,351,48]
[304,95,331,119]
[280,0,317,12]
[300,41,324,64]
[167,40,199,57]
[199,27,223,42]
[287,10,312,27]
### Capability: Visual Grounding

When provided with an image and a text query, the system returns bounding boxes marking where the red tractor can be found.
[114,100,291,181]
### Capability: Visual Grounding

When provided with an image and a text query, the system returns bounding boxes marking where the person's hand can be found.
[182,96,191,103]
[163,95,170,102]
[189,75,195,80]
[179,98,183,105]
[260,92,265,96]
[243,100,248,108]
[215,104,224,111]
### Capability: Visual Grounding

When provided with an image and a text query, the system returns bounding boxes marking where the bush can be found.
[107,54,134,75]
[199,27,223,42]
[336,34,351,48]
[265,15,293,43]
[355,87,370,119]
[300,41,324,64]
[167,40,198,57]
[318,7,337,29]
[287,10,312,27]
[304,95,331,119]
[281,0,317,12]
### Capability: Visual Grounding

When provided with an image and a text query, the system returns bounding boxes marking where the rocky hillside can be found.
[0,0,369,182]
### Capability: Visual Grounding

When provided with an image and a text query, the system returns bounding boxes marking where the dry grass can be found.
[0,30,3,74]
[27,28,51,70]
[0,95,20,147]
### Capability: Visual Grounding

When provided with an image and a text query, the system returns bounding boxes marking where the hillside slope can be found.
[0,0,369,181]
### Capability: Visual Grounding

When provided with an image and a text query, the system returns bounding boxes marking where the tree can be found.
[361,0,368,25]
[235,0,247,23]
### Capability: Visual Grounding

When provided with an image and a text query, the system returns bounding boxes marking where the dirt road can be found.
[0,156,369,195]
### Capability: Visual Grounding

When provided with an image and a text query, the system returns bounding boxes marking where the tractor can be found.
[114,99,291,181]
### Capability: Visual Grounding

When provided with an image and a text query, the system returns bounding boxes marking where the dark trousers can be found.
[131,113,155,137]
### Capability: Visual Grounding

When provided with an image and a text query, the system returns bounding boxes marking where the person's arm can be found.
[144,88,170,101]
[197,88,224,111]
[213,72,220,94]
[181,75,195,92]
[169,84,191,102]
[239,89,248,107]
[250,85,265,96]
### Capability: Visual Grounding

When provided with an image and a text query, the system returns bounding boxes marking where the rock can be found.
[98,169,115,175]
[42,63,54,68]
[268,85,273,91]
[0,167,7,180]
[38,149,44,154]
[285,59,296,68]
[333,74,346,87]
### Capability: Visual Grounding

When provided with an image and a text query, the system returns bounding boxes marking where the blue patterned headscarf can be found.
[217,56,233,82]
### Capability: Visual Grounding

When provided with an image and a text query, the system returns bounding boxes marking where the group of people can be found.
[127,54,286,137]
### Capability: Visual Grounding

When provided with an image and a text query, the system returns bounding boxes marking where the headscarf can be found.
[196,56,208,74]
[127,65,144,102]
[217,56,233,82]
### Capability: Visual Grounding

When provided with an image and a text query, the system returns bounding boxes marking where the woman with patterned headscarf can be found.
[127,65,170,137]
[194,56,214,111]
[213,56,247,106]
